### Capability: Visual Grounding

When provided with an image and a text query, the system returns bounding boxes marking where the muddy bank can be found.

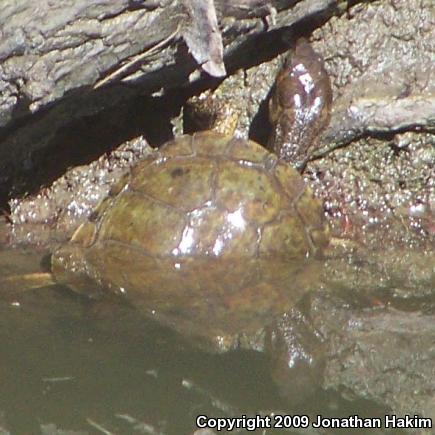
[4,0,433,251]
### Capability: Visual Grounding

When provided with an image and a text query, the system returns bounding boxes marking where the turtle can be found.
[5,39,332,355]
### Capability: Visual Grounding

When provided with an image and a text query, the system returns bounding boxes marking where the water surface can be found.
[0,247,429,435]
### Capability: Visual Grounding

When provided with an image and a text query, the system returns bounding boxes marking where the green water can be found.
[0,287,392,435]
[0,248,428,435]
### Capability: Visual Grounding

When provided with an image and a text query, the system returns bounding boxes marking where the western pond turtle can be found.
[2,39,331,357]
[48,38,332,351]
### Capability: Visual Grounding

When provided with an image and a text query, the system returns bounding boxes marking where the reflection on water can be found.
[0,247,431,434]
[0,287,387,435]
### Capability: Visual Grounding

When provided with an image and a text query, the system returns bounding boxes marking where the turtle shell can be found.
[52,131,329,351]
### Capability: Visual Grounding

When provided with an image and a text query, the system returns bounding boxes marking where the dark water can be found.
[0,248,425,435]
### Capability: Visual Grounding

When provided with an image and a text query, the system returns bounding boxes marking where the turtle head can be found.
[268,38,332,171]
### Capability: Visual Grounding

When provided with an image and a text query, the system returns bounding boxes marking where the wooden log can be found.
[0,0,345,202]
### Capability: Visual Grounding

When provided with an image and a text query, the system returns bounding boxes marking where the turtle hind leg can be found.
[0,272,55,294]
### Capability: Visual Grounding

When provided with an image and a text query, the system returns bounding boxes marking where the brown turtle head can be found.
[269,38,332,171]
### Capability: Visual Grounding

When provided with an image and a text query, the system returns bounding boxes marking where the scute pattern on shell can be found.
[51,131,329,350]
[74,131,328,260]
[50,39,333,353]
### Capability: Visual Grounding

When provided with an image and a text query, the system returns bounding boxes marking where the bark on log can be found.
[0,0,345,127]
[0,0,347,202]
